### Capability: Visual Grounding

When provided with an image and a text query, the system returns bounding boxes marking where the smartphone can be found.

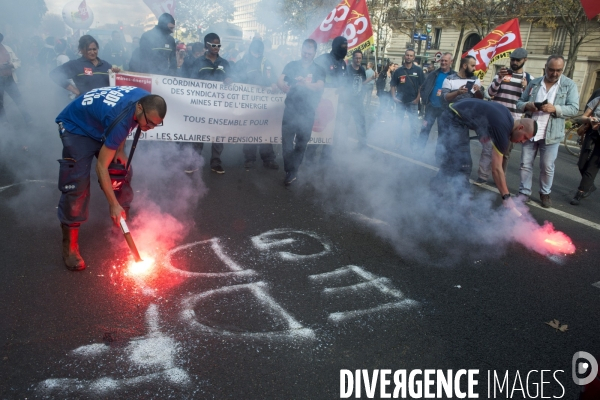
[534,99,548,109]
[465,80,475,91]
[506,69,513,75]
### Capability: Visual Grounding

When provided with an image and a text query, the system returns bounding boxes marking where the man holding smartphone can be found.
[515,55,580,208]
[475,47,532,186]
[436,56,483,166]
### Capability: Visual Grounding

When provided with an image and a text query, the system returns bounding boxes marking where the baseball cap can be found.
[511,48,528,59]
[177,43,186,51]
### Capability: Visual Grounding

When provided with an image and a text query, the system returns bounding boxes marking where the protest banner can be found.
[110,72,337,145]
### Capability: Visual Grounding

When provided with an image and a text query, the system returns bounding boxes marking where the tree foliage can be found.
[434,0,530,38]
[255,0,338,36]
[532,0,600,78]
[41,13,67,39]
[176,0,235,38]
[367,0,402,62]
[0,0,47,36]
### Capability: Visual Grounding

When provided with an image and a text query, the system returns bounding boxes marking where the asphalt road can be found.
[0,93,599,399]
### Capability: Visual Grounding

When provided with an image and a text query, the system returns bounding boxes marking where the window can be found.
[431,28,442,50]
[462,33,481,54]
[547,27,567,55]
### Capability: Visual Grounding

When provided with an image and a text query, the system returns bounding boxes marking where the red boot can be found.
[61,224,86,271]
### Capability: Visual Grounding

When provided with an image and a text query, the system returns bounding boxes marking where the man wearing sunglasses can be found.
[55,86,167,271]
[190,33,232,174]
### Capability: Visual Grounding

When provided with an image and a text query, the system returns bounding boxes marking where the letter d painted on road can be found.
[572,351,598,386]
[340,369,353,398]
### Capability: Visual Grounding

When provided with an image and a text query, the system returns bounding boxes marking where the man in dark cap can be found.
[233,38,280,170]
[307,36,348,162]
[138,13,177,76]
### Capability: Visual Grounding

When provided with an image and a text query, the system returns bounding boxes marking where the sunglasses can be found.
[206,42,222,48]
[142,106,163,128]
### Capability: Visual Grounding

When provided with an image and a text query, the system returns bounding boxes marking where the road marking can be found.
[367,143,600,232]
[0,179,54,193]
[593,281,600,289]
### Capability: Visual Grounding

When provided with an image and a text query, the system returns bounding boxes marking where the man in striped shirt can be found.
[475,48,531,186]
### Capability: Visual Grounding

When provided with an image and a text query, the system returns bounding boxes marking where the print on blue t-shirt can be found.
[56,86,150,150]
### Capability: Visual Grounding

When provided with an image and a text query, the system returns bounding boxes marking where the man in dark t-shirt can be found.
[390,49,425,149]
[433,98,537,209]
[340,49,367,145]
[277,39,325,186]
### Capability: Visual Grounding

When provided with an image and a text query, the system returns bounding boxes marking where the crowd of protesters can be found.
[0,12,597,210]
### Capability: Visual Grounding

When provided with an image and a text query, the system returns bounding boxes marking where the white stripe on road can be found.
[0,180,54,193]
[593,281,600,289]
[366,143,600,232]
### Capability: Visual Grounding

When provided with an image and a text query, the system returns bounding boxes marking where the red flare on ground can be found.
[127,253,156,276]
[534,223,576,255]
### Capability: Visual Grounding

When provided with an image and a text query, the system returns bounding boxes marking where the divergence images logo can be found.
[572,351,598,386]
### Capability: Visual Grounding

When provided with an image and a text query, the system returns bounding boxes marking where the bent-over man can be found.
[56,86,166,271]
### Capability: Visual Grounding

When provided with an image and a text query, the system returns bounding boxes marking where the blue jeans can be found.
[416,105,443,151]
[395,101,419,147]
[519,140,560,196]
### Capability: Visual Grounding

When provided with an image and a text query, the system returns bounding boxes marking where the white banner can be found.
[109,72,336,145]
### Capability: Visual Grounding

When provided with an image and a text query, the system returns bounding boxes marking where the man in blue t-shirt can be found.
[433,98,537,210]
[416,52,454,154]
[55,86,167,271]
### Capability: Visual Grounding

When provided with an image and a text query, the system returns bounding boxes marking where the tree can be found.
[175,0,235,39]
[433,0,530,67]
[367,0,401,65]
[533,0,600,78]
[41,13,67,39]
[0,0,47,37]
[255,0,338,37]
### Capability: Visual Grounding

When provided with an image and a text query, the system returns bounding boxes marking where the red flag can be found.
[580,0,600,20]
[78,0,89,20]
[310,0,374,54]
[462,19,522,79]
[143,0,177,19]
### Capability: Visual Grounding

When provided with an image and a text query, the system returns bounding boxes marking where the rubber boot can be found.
[61,224,86,271]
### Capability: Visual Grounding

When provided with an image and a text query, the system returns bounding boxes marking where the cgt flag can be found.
[309,0,374,54]
[143,0,177,19]
[462,18,522,80]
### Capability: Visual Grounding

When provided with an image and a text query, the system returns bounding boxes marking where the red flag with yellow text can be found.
[309,0,374,54]
[462,19,522,80]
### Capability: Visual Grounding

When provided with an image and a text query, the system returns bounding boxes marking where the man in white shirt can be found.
[515,55,580,208]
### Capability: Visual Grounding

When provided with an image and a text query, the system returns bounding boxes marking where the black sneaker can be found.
[244,160,255,169]
[540,193,552,208]
[583,185,597,198]
[473,177,487,186]
[284,171,297,186]
[263,160,280,170]
[570,190,585,205]
[211,165,225,174]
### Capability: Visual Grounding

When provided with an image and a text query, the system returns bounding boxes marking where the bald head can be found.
[511,118,537,143]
